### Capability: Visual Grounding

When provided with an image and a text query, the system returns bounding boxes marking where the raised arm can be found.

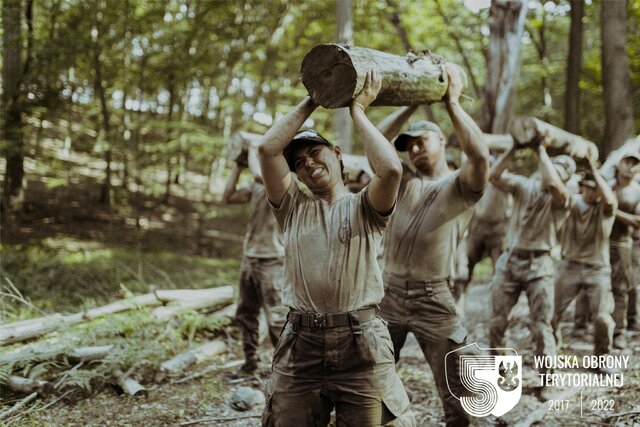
[350,69,403,215]
[376,105,418,142]
[588,154,617,215]
[445,64,489,193]
[223,163,252,204]
[258,97,318,207]
[489,144,517,192]
[615,203,640,228]
[537,145,568,205]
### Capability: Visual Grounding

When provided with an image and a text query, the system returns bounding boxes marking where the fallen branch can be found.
[5,376,54,398]
[152,286,233,320]
[0,392,38,420]
[113,369,147,397]
[605,407,640,420]
[157,340,227,382]
[173,359,244,384]
[180,413,261,426]
[67,345,115,362]
[0,293,161,345]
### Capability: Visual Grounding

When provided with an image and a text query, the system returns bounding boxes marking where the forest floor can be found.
[2,156,640,426]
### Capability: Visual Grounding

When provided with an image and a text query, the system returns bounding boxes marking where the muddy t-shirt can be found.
[560,194,615,267]
[502,173,571,252]
[610,179,640,247]
[383,170,481,280]
[244,183,285,258]
[473,183,512,225]
[271,180,388,313]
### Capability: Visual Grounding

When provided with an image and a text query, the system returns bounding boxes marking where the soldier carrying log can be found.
[258,69,414,426]
[377,63,490,427]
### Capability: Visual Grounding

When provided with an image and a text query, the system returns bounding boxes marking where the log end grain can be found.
[301,44,358,108]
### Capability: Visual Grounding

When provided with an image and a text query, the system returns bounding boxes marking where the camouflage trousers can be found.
[610,243,634,335]
[262,312,415,427]
[489,250,556,373]
[551,260,614,355]
[380,275,470,427]
[235,256,287,365]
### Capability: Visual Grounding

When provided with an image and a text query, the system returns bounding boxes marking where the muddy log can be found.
[510,117,599,160]
[301,44,451,108]
[448,133,514,152]
[5,376,54,397]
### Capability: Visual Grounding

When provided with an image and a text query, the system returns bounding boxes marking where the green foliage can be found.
[0,243,240,315]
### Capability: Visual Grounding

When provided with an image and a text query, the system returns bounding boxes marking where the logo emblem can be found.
[445,343,522,417]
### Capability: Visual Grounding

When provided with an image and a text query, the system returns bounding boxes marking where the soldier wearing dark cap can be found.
[608,151,640,348]
[258,69,414,426]
[488,140,574,401]
[378,64,490,427]
[551,155,617,361]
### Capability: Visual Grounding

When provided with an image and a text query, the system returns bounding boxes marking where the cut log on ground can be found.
[510,117,599,160]
[301,44,451,108]
[0,293,161,345]
[112,369,147,397]
[154,288,233,304]
[157,340,227,381]
[152,286,234,320]
[5,376,54,398]
[67,345,115,362]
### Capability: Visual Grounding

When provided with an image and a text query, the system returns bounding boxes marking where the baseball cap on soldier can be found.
[394,121,443,152]
[621,151,640,163]
[580,172,597,189]
[283,130,334,171]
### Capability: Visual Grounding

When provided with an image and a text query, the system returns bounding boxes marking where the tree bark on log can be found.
[5,376,54,397]
[510,117,599,160]
[300,44,449,108]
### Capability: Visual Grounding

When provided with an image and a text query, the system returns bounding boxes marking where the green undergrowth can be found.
[0,242,241,320]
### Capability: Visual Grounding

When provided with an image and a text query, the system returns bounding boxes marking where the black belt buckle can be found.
[310,313,326,329]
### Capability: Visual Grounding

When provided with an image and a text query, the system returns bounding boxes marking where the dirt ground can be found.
[7,274,639,427]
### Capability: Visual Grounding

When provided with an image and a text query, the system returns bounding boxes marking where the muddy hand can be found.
[352,68,382,111]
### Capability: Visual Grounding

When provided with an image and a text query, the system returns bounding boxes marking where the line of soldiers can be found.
[224,67,639,426]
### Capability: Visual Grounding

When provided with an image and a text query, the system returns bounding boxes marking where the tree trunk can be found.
[564,0,584,134]
[334,0,354,152]
[6,376,54,397]
[92,17,113,205]
[2,0,25,215]
[481,0,528,133]
[601,0,635,155]
[511,117,599,160]
[157,340,226,379]
[301,44,449,108]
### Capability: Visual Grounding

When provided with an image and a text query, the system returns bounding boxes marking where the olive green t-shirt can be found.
[502,172,571,252]
[383,170,481,280]
[559,194,615,267]
[271,181,388,313]
[244,183,285,258]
